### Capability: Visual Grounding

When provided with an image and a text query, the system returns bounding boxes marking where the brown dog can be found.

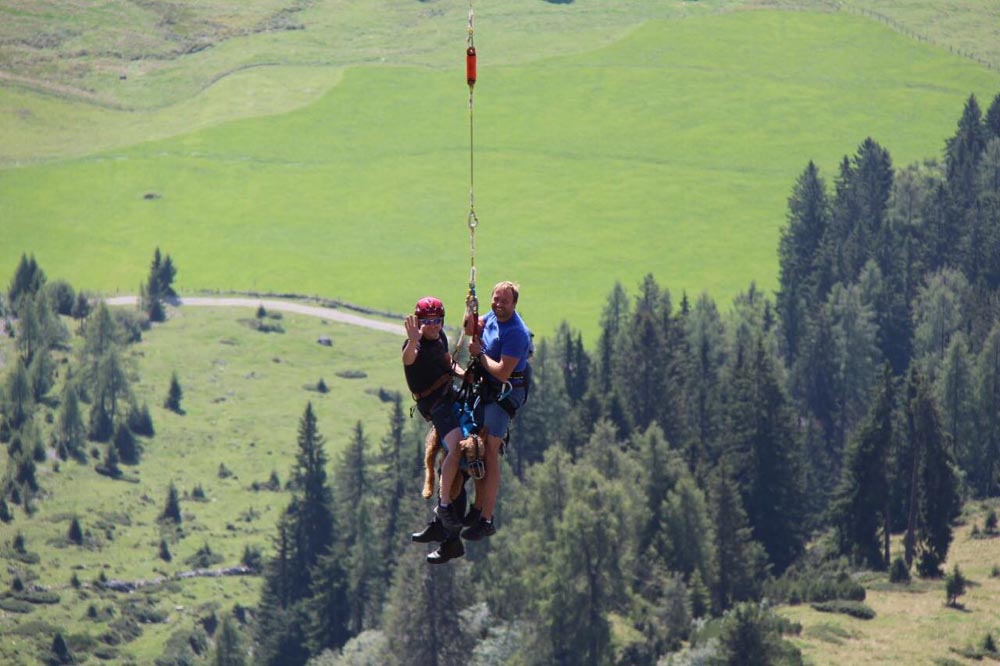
[421,427,487,500]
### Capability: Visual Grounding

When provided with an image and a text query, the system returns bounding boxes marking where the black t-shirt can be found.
[403,332,451,397]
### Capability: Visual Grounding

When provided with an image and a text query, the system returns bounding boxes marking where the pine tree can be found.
[709,459,764,612]
[614,274,670,432]
[370,396,407,607]
[256,404,341,663]
[903,368,959,575]
[511,337,571,473]
[89,348,130,441]
[946,94,987,211]
[535,464,625,666]
[777,161,830,362]
[113,420,140,465]
[213,613,247,666]
[662,475,716,588]
[7,252,45,316]
[977,322,1000,498]
[68,516,84,545]
[986,92,1000,142]
[55,383,86,462]
[142,247,177,321]
[49,631,75,665]
[827,281,882,461]
[635,424,682,557]
[595,282,629,394]
[3,356,33,430]
[724,337,807,573]
[945,564,967,607]
[382,549,470,666]
[831,366,894,568]
[936,333,980,494]
[912,268,969,377]
[683,293,727,470]
[164,371,183,413]
[161,483,182,524]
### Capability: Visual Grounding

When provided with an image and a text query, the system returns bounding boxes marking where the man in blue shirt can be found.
[456,280,532,540]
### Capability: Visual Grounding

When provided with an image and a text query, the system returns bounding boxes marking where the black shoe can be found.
[426,537,465,564]
[461,518,496,541]
[411,518,445,543]
[462,506,482,527]
[434,503,463,535]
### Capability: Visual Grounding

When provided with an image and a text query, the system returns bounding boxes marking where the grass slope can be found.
[0,305,410,665]
[780,507,1000,665]
[2,11,998,342]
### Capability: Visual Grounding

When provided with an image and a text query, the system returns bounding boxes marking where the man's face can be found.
[419,316,443,339]
[491,287,515,322]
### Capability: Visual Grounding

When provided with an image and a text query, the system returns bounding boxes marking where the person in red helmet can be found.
[402,296,467,563]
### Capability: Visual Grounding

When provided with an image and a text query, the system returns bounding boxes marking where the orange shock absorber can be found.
[466,46,477,87]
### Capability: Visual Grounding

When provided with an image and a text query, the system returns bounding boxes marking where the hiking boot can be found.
[411,518,445,543]
[434,502,463,535]
[461,517,496,541]
[462,505,482,527]
[426,536,465,565]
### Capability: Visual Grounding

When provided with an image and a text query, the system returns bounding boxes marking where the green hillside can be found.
[2,10,998,342]
[0,305,407,665]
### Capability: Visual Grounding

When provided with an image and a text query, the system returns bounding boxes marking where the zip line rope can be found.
[461,1,480,346]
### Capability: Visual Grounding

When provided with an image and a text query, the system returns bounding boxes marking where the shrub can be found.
[159,539,172,562]
[946,565,967,607]
[185,542,223,569]
[44,280,76,316]
[241,545,263,571]
[986,509,998,533]
[217,463,233,479]
[127,402,155,437]
[0,598,34,613]
[889,555,911,584]
[112,308,146,343]
[810,600,876,620]
[191,484,207,501]
[317,378,329,393]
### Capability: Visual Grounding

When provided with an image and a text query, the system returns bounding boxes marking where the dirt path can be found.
[104,296,404,336]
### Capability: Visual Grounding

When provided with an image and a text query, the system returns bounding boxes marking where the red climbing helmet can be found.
[415,296,445,319]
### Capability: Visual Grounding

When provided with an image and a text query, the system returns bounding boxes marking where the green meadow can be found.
[0,306,409,664]
[2,9,998,341]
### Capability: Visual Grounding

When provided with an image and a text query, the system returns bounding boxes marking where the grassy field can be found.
[780,505,1000,665]
[2,10,998,343]
[0,305,414,665]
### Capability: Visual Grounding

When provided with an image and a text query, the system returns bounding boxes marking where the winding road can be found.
[103,296,405,336]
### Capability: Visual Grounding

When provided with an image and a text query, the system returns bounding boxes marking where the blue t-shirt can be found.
[480,310,531,379]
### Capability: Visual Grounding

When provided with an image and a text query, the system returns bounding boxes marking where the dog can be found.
[421,426,487,500]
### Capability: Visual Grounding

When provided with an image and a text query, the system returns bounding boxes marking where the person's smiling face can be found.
[491,287,515,322]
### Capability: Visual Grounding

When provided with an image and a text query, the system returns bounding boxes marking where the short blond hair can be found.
[493,280,520,304]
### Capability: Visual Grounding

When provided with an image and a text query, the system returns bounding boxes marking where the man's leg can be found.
[434,427,464,534]
[438,428,463,503]
[480,434,503,519]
